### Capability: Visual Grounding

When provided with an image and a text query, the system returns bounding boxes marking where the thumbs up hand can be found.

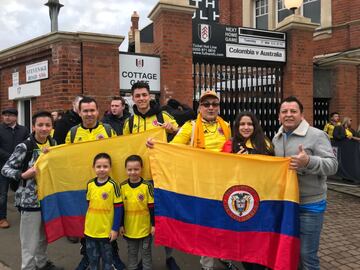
[290,145,310,170]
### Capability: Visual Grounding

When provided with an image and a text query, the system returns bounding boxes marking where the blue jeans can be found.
[0,174,10,219]
[299,210,324,270]
[86,237,113,270]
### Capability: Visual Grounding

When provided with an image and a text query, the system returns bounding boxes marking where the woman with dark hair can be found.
[222,111,274,156]
[222,111,273,270]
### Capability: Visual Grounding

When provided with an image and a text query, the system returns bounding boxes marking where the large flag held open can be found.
[149,142,300,270]
[36,128,166,243]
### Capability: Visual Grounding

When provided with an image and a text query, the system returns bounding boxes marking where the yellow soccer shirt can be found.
[65,122,116,144]
[171,120,230,152]
[120,179,154,239]
[122,111,178,135]
[85,177,122,238]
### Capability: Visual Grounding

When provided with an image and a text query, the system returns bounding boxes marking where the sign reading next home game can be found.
[192,12,286,62]
[119,53,160,92]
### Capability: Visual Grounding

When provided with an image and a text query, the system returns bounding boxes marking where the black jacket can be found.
[53,109,82,144]
[102,111,130,135]
[0,123,29,167]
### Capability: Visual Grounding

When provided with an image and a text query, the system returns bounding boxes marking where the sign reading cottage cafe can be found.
[119,53,160,92]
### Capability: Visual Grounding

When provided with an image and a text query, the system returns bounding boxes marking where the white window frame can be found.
[254,0,269,29]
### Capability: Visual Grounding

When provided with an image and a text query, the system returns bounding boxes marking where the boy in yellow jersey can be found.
[119,155,154,270]
[122,81,179,270]
[85,153,122,270]
[2,111,62,270]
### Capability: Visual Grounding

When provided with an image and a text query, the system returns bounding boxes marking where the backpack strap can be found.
[128,115,134,134]
[101,122,113,138]
[70,124,80,143]
[156,111,164,125]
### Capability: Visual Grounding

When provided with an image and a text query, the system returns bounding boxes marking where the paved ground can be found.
[1,179,359,270]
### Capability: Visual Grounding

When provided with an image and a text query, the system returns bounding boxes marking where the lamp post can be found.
[284,0,303,14]
[44,0,64,32]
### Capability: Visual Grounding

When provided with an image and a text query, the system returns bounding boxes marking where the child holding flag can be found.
[119,155,155,270]
[84,153,122,270]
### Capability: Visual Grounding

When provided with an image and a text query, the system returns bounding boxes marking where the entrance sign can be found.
[8,81,41,100]
[119,53,160,92]
[192,23,286,62]
[26,60,48,82]
[190,0,219,22]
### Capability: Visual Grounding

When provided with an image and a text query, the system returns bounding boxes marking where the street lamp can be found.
[284,0,303,14]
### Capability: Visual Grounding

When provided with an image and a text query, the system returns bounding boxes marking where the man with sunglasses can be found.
[171,90,231,152]
[171,90,234,270]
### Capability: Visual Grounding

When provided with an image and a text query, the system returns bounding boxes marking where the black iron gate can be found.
[313,98,330,130]
[193,58,284,138]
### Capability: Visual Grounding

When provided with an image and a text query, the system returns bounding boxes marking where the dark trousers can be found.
[85,237,113,270]
[0,174,10,219]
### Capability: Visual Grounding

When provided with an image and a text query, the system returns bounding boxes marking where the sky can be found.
[0,0,159,51]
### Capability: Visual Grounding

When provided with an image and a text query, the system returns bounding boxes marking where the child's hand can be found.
[21,166,37,179]
[110,230,118,242]
[119,226,125,236]
[151,226,155,236]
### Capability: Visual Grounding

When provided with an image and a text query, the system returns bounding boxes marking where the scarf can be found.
[193,114,231,148]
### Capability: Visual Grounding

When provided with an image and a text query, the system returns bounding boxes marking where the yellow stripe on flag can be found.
[149,142,299,203]
[36,128,166,200]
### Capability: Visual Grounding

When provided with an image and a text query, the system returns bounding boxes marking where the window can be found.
[277,0,291,23]
[303,0,320,24]
[255,0,268,29]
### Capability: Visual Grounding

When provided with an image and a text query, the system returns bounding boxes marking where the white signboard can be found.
[226,44,286,62]
[119,54,160,92]
[12,72,19,86]
[238,36,286,49]
[8,81,41,100]
[26,60,48,82]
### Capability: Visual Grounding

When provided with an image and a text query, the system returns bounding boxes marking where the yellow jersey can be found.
[119,179,154,239]
[171,120,230,152]
[122,111,177,135]
[323,122,340,139]
[65,122,116,144]
[85,177,122,238]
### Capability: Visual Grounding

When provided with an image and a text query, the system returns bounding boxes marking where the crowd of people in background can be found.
[323,111,360,141]
[0,81,339,270]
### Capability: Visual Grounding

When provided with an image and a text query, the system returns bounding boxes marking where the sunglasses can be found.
[201,102,220,108]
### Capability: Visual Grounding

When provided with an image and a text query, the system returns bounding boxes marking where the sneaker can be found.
[75,256,89,270]
[36,261,63,270]
[218,259,239,270]
[112,255,126,270]
[0,219,10,229]
[166,257,180,270]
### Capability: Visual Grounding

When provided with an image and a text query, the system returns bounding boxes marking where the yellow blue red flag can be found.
[149,142,300,270]
[36,128,166,243]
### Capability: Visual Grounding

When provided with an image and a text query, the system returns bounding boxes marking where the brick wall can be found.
[329,64,359,129]
[0,37,121,118]
[82,42,120,114]
[152,10,194,106]
[283,28,315,124]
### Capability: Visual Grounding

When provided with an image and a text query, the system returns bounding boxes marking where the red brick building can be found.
[0,0,359,132]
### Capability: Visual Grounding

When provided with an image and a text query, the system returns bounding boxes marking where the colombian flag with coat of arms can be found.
[149,142,300,270]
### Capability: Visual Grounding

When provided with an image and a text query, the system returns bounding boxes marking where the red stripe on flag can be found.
[44,216,85,243]
[155,216,300,270]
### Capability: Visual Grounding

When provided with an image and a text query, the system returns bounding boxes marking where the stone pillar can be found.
[276,15,318,124]
[148,0,196,106]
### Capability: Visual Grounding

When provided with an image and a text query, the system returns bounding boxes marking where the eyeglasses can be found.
[201,102,220,108]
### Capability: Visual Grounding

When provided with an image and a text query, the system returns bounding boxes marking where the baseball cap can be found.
[199,90,219,102]
[2,108,18,116]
